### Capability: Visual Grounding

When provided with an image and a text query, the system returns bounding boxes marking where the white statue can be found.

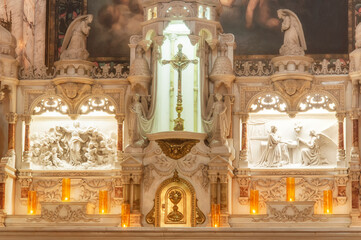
[277,9,307,56]
[30,123,115,169]
[350,23,361,71]
[128,94,152,148]
[203,93,231,147]
[298,130,325,166]
[257,126,290,167]
[60,14,93,60]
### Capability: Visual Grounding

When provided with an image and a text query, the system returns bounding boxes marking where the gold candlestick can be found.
[62,178,71,202]
[250,190,259,214]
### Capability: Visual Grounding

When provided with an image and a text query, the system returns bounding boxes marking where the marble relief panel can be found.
[29,114,117,170]
[248,111,337,168]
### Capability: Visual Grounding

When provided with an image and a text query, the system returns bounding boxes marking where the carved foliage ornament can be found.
[249,93,288,113]
[253,204,324,223]
[28,205,99,223]
[33,97,69,115]
[298,93,336,112]
[156,139,199,160]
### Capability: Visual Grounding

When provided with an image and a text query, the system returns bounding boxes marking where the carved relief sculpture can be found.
[298,130,331,166]
[277,9,306,56]
[30,122,116,169]
[60,15,93,60]
[257,126,291,167]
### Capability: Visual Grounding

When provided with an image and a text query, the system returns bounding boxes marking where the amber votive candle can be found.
[62,178,71,202]
[99,190,108,214]
[323,190,333,214]
[286,177,295,202]
[211,203,221,227]
[121,203,130,227]
[27,191,37,215]
[250,190,259,214]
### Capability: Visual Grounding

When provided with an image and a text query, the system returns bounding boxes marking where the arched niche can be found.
[146,170,205,227]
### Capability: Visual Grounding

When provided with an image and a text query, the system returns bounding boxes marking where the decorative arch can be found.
[28,94,72,116]
[75,94,120,115]
[246,92,289,113]
[146,170,205,227]
[297,90,339,112]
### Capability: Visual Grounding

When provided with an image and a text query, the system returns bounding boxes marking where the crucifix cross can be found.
[162,44,198,131]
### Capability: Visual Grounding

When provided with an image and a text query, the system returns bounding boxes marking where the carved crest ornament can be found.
[155,139,200,160]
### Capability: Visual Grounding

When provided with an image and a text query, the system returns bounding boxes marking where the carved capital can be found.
[237,177,250,187]
[6,112,17,124]
[121,175,131,184]
[0,173,8,183]
[115,114,125,124]
[349,109,360,120]
[21,114,32,125]
[241,114,249,123]
[335,176,348,186]
[335,112,346,122]
[131,174,142,184]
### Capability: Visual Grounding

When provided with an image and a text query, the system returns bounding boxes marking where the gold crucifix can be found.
[162,44,198,131]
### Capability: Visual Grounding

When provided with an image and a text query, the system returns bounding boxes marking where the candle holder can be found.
[250,190,259,214]
[323,190,333,214]
[286,177,295,202]
[99,190,108,214]
[27,191,37,215]
[121,203,130,227]
[211,203,220,227]
[62,178,71,202]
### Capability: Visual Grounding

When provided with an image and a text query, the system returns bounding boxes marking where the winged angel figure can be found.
[277,9,307,56]
[60,14,93,60]
[203,93,232,147]
[298,130,336,166]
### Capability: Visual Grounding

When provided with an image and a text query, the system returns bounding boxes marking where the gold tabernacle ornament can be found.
[162,44,198,131]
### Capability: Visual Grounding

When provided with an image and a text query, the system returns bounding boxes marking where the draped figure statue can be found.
[60,14,93,60]
[277,9,307,56]
[203,93,231,147]
[128,94,152,148]
[257,126,290,167]
[298,130,322,166]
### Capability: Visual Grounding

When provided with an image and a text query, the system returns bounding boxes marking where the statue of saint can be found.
[128,94,152,148]
[298,130,322,166]
[60,14,93,60]
[203,93,231,147]
[257,126,290,167]
[277,9,307,56]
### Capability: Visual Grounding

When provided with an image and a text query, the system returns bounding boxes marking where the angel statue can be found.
[277,9,307,56]
[128,94,152,148]
[298,130,327,166]
[60,14,93,60]
[203,93,231,147]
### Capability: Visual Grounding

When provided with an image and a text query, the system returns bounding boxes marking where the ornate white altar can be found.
[0,0,361,239]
